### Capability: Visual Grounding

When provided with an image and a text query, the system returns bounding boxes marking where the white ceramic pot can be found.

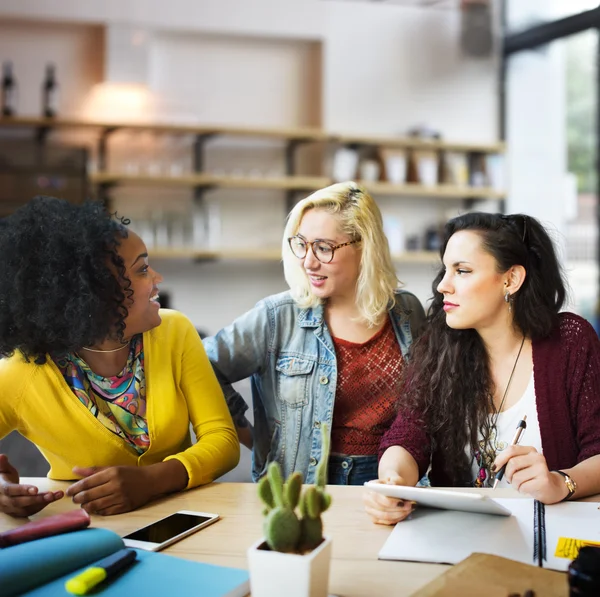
[247,536,332,597]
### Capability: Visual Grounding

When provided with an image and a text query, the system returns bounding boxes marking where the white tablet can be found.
[364,482,512,517]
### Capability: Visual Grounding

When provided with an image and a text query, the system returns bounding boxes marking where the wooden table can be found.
[1,480,592,596]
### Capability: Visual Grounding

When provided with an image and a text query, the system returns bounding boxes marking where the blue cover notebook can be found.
[0,527,249,597]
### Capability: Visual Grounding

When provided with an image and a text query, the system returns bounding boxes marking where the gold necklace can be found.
[81,343,130,354]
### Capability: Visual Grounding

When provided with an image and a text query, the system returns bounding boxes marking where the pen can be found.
[65,548,136,595]
[493,414,527,489]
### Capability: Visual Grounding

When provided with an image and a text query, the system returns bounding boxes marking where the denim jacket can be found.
[202,290,426,483]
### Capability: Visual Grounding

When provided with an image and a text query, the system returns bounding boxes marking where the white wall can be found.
[505,0,567,242]
[0,0,326,39]
[150,31,322,127]
[505,0,599,317]
[505,43,567,242]
[0,0,500,480]
[323,2,498,140]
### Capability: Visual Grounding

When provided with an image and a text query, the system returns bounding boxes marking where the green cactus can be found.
[284,472,303,509]
[257,423,332,554]
[257,475,274,509]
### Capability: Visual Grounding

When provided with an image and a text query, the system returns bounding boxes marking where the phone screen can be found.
[123,513,212,544]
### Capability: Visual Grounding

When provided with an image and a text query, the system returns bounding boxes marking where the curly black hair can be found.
[0,196,131,364]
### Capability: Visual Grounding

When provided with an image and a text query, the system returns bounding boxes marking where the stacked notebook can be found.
[0,527,250,597]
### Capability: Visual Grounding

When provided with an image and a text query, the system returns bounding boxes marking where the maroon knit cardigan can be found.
[379,313,600,486]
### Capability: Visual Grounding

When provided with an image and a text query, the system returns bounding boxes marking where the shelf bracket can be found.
[193,133,216,173]
[97,127,119,172]
[285,190,297,215]
[192,254,219,265]
[96,181,116,209]
[285,140,301,176]
[192,186,211,251]
[35,124,52,145]
[284,138,316,216]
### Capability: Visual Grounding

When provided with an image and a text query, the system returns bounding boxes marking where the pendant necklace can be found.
[487,335,526,481]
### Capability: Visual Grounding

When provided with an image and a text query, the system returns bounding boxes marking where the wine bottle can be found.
[1,61,17,117]
[42,63,58,118]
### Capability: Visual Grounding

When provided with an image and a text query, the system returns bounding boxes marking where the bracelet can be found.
[554,470,577,502]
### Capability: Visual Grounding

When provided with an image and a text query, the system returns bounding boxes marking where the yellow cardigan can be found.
[0,309,240,488]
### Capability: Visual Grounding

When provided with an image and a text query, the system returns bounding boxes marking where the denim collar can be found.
[297,303,325,328]
[390,296,413,325]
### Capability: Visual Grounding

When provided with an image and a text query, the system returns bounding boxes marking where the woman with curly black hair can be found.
[0,196,239,517]
[364,212,600,524]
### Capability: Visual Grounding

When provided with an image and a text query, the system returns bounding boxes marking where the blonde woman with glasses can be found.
[203,181,425,484]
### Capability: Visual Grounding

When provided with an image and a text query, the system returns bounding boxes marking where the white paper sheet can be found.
[378,498,600,572]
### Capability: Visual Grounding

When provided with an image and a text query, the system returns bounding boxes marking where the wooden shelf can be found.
[393,250,441,264]
[148,247,440,264]
[0,116,106,131]
[0,117,328,142]
[204,174,331,191]
[359,181,505,199]
[0,117,504,153]
[91,173,204,187]
[90,172,331,191]
[333,133,505,154]
[91,172,504,198]
[149,247,282,261]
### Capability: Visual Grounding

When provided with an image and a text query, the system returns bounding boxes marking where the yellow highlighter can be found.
[65,548,137,595]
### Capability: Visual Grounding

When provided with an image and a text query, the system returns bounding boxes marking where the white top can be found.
[469,372,543,488]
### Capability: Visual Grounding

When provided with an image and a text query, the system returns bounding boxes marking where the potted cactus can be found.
[247,424,333,597]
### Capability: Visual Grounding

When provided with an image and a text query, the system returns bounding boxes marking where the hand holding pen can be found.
[493,415,527,489]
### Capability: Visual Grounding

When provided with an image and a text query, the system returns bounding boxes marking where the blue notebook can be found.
[0,527,249,597]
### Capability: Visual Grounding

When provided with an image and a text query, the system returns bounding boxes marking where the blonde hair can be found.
[282,181,400,327]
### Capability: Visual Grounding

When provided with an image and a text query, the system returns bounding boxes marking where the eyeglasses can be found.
[287,236,360,264]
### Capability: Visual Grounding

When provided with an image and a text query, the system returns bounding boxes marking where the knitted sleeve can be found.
[562,314,600,462]
[378,407,431,479]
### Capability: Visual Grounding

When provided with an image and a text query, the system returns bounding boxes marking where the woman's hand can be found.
[66,466,157,515]
[363,470,415,526]
[493,446,569,504]
[0,454,63,517]
[66,461,188,516]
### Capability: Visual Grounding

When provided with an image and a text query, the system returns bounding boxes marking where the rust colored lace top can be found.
[331,317,404,456]
[380,312,600,486]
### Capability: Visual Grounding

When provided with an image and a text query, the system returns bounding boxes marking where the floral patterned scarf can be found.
[54,335,149,454]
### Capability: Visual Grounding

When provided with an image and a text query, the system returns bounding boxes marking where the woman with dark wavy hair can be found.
[0,196,239,517]
[364,212,600,524]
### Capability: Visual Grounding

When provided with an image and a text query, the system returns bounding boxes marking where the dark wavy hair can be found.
[0,196,131,364]
[404,212,567,485]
